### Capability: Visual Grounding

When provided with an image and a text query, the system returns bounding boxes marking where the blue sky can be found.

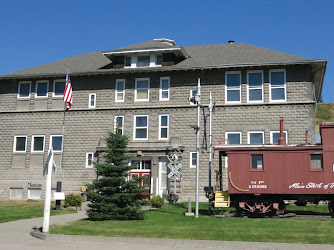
[1,0,333,102]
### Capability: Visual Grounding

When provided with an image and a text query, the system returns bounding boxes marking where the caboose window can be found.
[311,154,323,169]
[252,155,263,170]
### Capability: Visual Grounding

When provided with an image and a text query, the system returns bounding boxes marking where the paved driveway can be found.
[0,205,333,250]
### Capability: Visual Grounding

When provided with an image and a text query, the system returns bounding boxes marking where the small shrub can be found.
[64,193,82,210]
[167,193,180,204]
[150,195,165,208]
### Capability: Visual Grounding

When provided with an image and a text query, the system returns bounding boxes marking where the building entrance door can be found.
[130,159,151,195]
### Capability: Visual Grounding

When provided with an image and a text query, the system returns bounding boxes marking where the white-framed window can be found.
[160,77,170,101]
[248,131,264,144]
[28,188,41,200]
[50,135,63,152]
[124,57,131,67]
[89,93,96,108]
[86,152,94,168]
[270,131,288,144]
[13,136,27,153]
[159,114,169,140]
[225,132,242,144]
[18,81,31,98]
[115,79,125,102]
[225,71,241,103]
[10,188,23,199]
[190,89,197,105]
[53,80,65,97]
[190,152,197,168]
[135,78,150,101]
[114,115,124,135]
[134,115,148,140]
[35,80,49,98]
[31,135,45,153]
[247,70,263,103]
[137,56,150,67]
[269,69,286,102]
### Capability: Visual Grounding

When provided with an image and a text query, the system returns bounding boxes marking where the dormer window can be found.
[124,57,131,67]
[156,55,162,65]
[137,56,150,67]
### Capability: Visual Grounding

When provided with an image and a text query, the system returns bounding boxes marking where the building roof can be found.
[0,40,326,101]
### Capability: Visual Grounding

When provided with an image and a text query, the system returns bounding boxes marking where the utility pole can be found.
[195,78,201,218]
[208,91,213,214]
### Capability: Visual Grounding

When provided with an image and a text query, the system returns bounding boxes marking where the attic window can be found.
[156,55,162,65]
[124,57,131,67]
[137,56,150,67]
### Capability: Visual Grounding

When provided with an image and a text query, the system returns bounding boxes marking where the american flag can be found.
[63,72,72,110]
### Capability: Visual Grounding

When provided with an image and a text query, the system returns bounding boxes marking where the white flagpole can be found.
[195,78,201,218]
[59,71,68,176]
[42,148,54,233]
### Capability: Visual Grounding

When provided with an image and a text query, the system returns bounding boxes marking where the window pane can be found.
[52,136,62,151]
[28,188,41,199]
[161,116,168,126]
[249,89,262,101]
[137,56,150,67]
[161,79,169,89]
[156,55,162,65]
[272,132,287,144]
[248,73,262,87]
[15,137,26,151]
[19,83,30,97]
[227,134,241,144]
[226,74,240,88]
[87,153,93,166]
[125,57,131,66]
[136,128,147,138]
[161,128,168,138]
[36,82,48,97]
[250,133,263,144]
[252,155,263,169]
[116,82,124,91]
[90,95,95,106]
[10,188,23,199]
[161,91,168,99]
[143,160,151,169]
[227,90,240,102]
[192,153,197,166]
[137,80,148,89]
[311,155,322,169]
[271,88,285,100]
[271,72,285,86]
[136,116,147,127]
[137,89,148,99]
[54,82,65,95]
[33,137,44,151]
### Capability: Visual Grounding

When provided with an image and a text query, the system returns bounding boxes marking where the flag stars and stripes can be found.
[63,72,72,110]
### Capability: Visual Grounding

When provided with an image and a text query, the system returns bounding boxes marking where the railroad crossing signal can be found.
[167,163,182,179]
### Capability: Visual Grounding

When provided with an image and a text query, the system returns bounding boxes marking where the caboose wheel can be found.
[328,201,334,218]
[276,201,286,215]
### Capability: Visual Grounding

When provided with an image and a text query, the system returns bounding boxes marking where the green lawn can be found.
[0,200,77,223]
[51,202,334,244]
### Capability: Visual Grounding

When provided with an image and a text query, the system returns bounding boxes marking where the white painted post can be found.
[42,148,53,233]
[150,177,153,197]
[156,177,159,196]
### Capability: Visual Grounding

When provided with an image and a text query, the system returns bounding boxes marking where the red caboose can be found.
[214,122,334,216]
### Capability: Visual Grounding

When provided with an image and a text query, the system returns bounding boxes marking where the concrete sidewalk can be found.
[0,203,333,250]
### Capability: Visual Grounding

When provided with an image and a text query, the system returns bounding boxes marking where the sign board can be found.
[53,192,65,200]
[167,163,182,179]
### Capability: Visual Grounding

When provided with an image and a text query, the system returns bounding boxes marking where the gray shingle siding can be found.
[0,40,325,200]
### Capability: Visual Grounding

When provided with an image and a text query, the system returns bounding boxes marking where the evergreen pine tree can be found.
[86,131,149,220]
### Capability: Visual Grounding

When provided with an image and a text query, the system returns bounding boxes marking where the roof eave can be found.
[0,59,326,80]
